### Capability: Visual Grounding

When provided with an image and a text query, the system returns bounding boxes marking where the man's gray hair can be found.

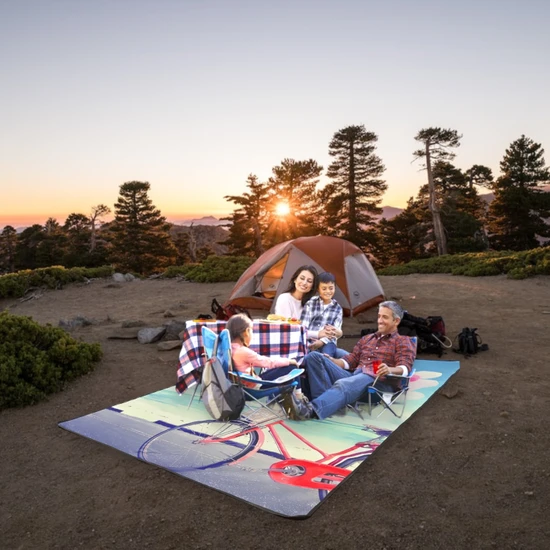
[379,300,404,321]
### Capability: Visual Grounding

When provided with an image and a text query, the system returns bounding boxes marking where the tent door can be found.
[257,254,288,298]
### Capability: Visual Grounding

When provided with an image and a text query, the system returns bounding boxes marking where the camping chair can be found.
[348,337,417,420]
[202,326,304,420]
[366,365,416,419]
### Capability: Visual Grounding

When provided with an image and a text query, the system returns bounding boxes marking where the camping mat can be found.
[59,359,459,518]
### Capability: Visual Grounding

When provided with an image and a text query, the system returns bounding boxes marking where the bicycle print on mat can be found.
[59,359,459,518]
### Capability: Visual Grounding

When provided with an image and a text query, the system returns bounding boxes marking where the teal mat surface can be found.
[59,359,459,517]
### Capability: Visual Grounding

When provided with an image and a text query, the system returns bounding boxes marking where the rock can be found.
[112,273,126,283]
[157,341,182,351]
[137,327,166,344]
[440,384,459,399]
[124,273,135,282]
[58,316,96,331]
[163,320,188,340]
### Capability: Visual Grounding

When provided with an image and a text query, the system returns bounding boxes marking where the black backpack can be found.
[359,312,451,357]
[453,327,488,356]
[397,312,451,357]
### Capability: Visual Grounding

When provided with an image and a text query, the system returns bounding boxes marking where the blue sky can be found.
[1,0,549,227]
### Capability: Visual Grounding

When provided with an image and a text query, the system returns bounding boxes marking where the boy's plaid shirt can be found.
[300,296,343,343]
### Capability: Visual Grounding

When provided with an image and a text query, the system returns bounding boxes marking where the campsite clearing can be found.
[1,274,549,549]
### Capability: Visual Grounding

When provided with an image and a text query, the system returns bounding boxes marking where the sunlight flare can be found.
[275,202,290,217]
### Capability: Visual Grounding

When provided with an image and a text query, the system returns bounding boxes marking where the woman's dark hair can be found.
[284,265,318,306]
[318,272,336,285]
[227,313,253,345]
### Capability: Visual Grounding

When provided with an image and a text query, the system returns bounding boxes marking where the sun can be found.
[275,202,290,217]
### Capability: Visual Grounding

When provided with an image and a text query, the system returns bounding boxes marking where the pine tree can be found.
[376,198,431,265]
[413,127,462,255]
[324,125,386,247]
[266,158,323,243]
[0,225,18,272]
[62,213,92,267]
[432,162,487,253]
[223,174,273,257]
[15,224,44,269]
[109,181,176,274]
[487,135,550,250]
[35,218,66,267]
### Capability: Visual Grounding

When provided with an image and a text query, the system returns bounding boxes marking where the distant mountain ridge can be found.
[169,216,228,227]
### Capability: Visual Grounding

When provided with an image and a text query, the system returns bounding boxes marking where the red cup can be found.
[372,360,381,374]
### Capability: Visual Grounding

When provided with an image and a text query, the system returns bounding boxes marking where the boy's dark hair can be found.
[318,272,336,285]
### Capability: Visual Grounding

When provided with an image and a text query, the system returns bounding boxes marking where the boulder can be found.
[137,327,167,344]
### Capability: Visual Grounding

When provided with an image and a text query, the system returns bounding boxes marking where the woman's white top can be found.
[274,292,303,319]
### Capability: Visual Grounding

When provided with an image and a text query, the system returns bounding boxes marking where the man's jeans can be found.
[304,351,393,420]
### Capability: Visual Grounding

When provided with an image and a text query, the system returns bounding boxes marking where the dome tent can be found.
[227,236,385,317]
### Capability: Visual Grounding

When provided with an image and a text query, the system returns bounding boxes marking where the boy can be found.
[300,272,343,357]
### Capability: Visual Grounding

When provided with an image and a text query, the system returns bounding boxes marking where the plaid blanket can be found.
[176,320,308,394]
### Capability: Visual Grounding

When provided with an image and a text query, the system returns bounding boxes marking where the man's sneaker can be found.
[281,391,315,420]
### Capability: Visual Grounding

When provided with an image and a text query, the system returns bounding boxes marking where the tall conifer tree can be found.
[324,125,386,247]
[487,135,550,250]
[413,127,462,255]
[109,181,176,274]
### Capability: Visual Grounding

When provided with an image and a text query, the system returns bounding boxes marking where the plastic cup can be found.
[372,360,381,374]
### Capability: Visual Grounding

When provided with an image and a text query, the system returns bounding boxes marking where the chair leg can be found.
[187,382,201,409]
[346,402,365,420]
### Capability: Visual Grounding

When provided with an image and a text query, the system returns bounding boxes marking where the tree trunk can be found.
[253,219,264,258]
[426,143,448,255]
[348,143,357,241]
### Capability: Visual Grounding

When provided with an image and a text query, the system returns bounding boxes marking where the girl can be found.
[227,313,300,390]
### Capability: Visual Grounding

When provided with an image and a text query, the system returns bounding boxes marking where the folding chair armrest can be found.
[235,372,263,384]
[237,368,304,387]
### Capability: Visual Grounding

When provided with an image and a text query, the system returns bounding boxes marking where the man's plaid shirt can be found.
[300,296,343,344]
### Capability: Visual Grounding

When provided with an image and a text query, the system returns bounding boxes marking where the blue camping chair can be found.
[201,326,304,419]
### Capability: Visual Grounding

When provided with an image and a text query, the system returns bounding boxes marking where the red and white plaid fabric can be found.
[175,320,308,394]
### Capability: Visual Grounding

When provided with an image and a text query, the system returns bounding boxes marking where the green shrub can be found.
[163,255,255,283]
[378,247,550,279]
[0,265,115,299]
[0,311,102,410]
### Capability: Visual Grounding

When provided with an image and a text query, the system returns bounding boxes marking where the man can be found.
[282,300,416,420]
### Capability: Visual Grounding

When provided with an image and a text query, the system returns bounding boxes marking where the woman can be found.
[273,265,318,319]
[227,313,300,390]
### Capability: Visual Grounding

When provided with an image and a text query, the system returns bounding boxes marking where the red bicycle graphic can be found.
[137,411,389,499]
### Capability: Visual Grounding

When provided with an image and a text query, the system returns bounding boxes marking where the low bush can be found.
[163,255,255,283]
[0,266,115,299]
[378,248,550,279]
[0,311,103,410]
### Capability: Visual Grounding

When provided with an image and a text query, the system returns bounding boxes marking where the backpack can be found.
[453,327,488,356]
[397,312,451,357]
[201,333,245,421]
[211,298,251,322]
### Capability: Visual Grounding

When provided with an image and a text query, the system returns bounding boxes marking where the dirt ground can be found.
[1,274,549,550]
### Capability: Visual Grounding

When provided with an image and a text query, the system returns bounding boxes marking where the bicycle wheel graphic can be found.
[137,420,260,473]
[317,453,370,501]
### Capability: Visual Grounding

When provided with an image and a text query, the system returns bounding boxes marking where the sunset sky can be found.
[1,0,549,229]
